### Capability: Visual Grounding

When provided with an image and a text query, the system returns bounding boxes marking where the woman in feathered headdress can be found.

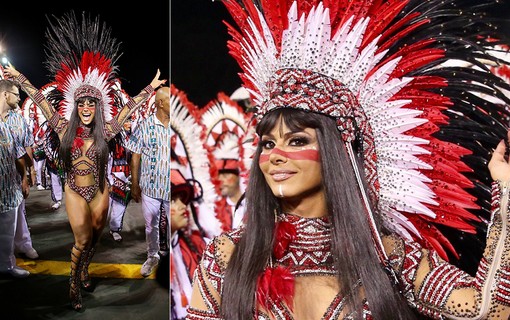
[4,11,165,311]
[186,1,510,319]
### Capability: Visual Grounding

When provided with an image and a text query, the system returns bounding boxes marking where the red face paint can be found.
[224,176,236,184]
[259,147,320,163]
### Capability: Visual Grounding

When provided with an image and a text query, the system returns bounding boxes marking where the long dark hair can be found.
[59,97,109,192]
[221,108,417,319]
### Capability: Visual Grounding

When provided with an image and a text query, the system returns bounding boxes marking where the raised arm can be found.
[107,69,166,137]
[3,64,58,126]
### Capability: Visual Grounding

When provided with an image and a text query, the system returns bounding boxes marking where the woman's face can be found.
[77,99,96,125]
[258,118,323,203]
[170,195,189,233]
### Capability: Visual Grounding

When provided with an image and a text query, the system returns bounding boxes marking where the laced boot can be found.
[81,246,96,292]
[69,245,83,311]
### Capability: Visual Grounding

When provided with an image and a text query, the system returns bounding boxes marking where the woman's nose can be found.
[269,147,288,164]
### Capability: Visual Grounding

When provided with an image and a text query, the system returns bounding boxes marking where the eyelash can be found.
[260,136,310,149]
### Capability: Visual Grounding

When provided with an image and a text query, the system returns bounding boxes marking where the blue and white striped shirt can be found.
[126,114,170,200]
[0,121,25,212]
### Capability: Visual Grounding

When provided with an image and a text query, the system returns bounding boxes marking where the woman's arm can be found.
[186,235,234,319]
[3,64,58,126]
[106,69,166,139]
[385,136,510,319]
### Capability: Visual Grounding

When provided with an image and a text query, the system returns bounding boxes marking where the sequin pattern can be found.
[67,125,101,202]
[188,202,510,319]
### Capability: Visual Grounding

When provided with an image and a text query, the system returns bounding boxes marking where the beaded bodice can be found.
[276,213,336,277]
[68,124,100,202]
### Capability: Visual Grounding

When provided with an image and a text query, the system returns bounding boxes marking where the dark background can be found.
[0,1,170,98]
[171,0,242,107]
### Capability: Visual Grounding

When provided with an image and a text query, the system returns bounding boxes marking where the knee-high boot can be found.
[69,245,84,311]
[81,245,96,292]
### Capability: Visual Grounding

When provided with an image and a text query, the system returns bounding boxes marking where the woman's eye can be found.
[289,137,309,146]
[261,140,275,150]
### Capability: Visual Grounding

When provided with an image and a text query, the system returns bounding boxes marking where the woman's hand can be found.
[149,69,167,89]
[488,131,510,182]
[3,63,21,79]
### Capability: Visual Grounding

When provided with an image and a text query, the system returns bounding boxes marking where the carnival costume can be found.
[106,81,141,241]
[199,92,254,231]
[170,85,219,318]
[186,0,510,319]
[171,84,223,239]
[9,12,155,311]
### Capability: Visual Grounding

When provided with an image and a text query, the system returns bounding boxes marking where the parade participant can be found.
[187,1,510,319]
[170,84,222,241]
[169,84,219,318]
[170,164,208,320]
[107,119,133,242]
[127,86,170,278]
[3,11,165,311]
[32,124,47,191]
[199,93,253,230]
[43,127,63,210]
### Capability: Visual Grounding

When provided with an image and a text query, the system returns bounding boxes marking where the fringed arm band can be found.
[14,74,60,130]
[106,85,154,140]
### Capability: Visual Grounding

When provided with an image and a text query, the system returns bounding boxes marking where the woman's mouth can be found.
[270,171,295,182]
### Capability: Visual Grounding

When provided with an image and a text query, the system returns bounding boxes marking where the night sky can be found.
[171,0,242,107]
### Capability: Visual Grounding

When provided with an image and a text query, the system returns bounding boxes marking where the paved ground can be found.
[0,185,169,320]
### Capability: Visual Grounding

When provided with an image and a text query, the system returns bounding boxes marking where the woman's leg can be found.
[64,185,93,310]
[81,186,110,290]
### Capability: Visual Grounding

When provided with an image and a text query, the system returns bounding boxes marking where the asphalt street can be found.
[0,185,169,320]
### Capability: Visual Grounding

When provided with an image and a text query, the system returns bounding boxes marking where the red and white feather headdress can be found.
[200,92,254,187]
[170,84,223,238]
[21,83,57,139]
[42,11,124,123]
[219,0,510,267]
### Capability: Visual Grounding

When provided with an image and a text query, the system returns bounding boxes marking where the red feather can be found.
[273,220,297,259]
[73,138,84,150]
[256,265,294,312]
